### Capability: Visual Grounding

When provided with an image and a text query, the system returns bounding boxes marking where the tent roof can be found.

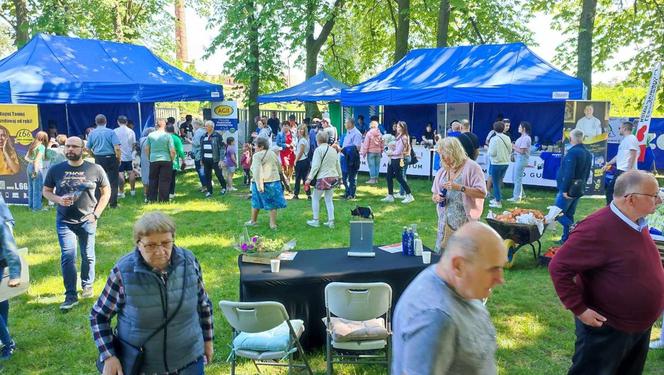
[0,33,223,104]
[341,43,585,106]
[258,71,348,103]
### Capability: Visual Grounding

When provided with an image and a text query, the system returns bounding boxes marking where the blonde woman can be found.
[246,137,286,229]
[306,131,342,228]
[0,126,19,175]
[431,137,487,252]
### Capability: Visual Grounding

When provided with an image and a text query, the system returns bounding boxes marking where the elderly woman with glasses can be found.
[90,212,214,375]
[431,137,487,252]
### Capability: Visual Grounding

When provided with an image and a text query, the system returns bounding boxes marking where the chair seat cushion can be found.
[235,349,289,360]
[322,317,389,342]
[331,338,388,351]
[233,319,305,352]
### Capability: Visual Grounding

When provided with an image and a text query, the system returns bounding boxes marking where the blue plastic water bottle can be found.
[407,228,415,256]
[401,227,408,255]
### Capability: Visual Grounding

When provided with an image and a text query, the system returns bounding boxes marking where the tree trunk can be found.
[394,0,410,63]
[114,0,124,42]
[175,0,189,64]
[436,0,450,47]
[577,0,597,98]
[247,0,260,131]
[12,0,28,47]
[302,0,344,118]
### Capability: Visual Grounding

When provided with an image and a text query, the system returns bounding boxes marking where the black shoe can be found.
[292,195,299,200]
[60,297,79,311]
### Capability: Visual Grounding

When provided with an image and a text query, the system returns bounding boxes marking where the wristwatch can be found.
[460,186,466,193]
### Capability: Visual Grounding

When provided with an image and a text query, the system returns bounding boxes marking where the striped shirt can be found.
[89,256,214,363]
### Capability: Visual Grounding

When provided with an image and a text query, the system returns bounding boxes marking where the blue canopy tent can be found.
[0,33,223,136]
[258,71,348,103]
[341,43,585,141]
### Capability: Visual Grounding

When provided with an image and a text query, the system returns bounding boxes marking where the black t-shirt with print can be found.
[44,161,110,224]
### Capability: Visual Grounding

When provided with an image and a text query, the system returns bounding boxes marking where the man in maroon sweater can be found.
[550,170,664,374]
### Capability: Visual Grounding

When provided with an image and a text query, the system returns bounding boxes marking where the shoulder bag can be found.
[96,258,188,375]
[567,179,585,198]
[499,136,514,163]
[313,146,339,190]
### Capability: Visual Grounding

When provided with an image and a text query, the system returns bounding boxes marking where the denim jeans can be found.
[512,153,528,200]
[555,191,580,242]
[490,164,508,202]
[177,356,205,374]
[343,166,359,198]
[56,217,96,299]
[194,159,206,187]
[399,156,411,195]
[387,159,411,195]
[0,287,9,345]
[367,153,381,179]
[26,164,43,210]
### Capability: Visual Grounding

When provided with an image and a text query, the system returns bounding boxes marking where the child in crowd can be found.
[241,142,253,185]
[224,137,238,191]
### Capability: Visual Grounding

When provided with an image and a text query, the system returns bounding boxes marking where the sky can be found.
[184,8,631,85]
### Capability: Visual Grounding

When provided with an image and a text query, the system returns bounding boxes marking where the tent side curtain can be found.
[39,102,155,138]
[341,43,584,106]
[258,71,349,103]
[0,81,10,103]
[0,33,223,104]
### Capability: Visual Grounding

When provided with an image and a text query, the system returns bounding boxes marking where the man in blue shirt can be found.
[86,114,120,208]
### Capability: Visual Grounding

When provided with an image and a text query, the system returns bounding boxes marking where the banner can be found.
[563,101,610,195]
[211,101,238,131]
[0,104,40,204]
[635,62,662,161]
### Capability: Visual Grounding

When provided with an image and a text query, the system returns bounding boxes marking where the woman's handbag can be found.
[96,259,187,375]
[315,176,340,190]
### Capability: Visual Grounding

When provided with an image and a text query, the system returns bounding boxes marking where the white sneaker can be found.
[394,193,405,199]
[244,220,257,226]
[649,340,664,349]
[130,190,136,197]
[402,194,415,204]
[323,221,335,228]
[230,187,238,191]
[489,201,502,209]
[169,194,175,199]
[205,192,212,198]
[507,197,520,203]
[118,192,125,199]
[220,189,227,195]
[381,195,395,203]
[307,220,320,227]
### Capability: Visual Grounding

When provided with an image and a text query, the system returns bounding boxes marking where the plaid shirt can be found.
[89,254,214,364]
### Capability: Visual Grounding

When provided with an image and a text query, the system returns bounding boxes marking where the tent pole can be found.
[65,104,71,135]
[137,102,143,132]
[471,103,475,131]
[444,103,448,137]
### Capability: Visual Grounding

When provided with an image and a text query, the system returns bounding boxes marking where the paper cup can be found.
[422,251,432,264]
[270,259,281,273]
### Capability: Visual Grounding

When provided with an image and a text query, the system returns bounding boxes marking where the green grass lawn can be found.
[3,171,663,374]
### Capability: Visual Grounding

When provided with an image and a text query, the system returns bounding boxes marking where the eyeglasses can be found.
[625,192,662,201]
[138,240,173,252]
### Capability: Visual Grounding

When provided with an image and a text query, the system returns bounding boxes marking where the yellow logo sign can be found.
[14,128,34,145]
[214,105,234,117]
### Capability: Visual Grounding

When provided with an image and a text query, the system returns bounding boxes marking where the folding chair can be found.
[324,282,392,375]
[219,300,313,375]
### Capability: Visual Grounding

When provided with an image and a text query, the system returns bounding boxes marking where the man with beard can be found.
[43,137,110,311]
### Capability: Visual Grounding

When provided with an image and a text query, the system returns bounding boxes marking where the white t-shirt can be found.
[616,134,639,171]
[575,116,602,139]
[297,137,309,161]
[114,125,136,162]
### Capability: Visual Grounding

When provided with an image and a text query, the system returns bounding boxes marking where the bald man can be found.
[43,136,111,310]
[550,170,664,374]
[392,222,507,374]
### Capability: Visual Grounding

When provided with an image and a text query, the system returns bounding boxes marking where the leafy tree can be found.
[198,0,286,129]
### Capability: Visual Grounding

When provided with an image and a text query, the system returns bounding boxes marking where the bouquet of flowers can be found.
[235,227,297,264]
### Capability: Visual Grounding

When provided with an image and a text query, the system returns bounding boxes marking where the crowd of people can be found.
[0,109,661,375]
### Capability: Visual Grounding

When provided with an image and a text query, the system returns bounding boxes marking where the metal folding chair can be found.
[219,300,313,375]
[324,282,392,375]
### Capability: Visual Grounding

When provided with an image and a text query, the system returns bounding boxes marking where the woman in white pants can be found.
[306,131,342,228]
